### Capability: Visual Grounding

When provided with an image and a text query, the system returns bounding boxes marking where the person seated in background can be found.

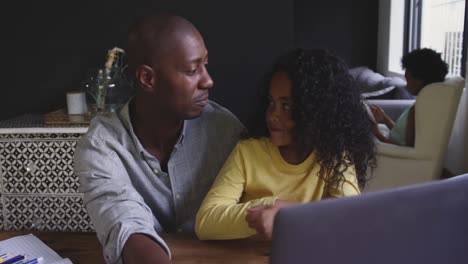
[195,49,376,240]
[370,48,448,146]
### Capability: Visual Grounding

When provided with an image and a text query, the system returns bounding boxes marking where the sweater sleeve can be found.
[195,143,277,240]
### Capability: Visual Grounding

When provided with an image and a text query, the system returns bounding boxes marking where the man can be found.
[74,14,243,264]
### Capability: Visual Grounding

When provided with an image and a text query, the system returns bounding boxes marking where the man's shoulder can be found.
[82,113,125,144]
[202,101,240,124]
[185,101,244,154]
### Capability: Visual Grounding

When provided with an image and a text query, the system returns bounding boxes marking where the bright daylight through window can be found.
[420,0,465,76]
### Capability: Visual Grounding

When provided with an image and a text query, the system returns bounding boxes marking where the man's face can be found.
[154,30,213,119]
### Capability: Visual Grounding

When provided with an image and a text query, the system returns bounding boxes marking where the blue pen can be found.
[22,257,43,264]
[1,255,25,264]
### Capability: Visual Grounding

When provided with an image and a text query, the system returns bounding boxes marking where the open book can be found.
[0,234,72,264]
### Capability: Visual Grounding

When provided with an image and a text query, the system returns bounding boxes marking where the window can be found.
[377,0,467,77]
[408,0,466,76]
[377,0,407,76]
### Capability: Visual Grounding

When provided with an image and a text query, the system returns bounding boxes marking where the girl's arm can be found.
[371,121,392,143]
[405,106,416,147]
[195,144,277,240]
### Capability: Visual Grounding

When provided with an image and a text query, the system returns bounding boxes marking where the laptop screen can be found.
[270,175,468,264]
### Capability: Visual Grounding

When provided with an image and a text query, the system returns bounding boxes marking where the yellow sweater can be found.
[195,138,360,240]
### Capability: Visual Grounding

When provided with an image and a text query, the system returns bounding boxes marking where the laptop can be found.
[270,174,468,264]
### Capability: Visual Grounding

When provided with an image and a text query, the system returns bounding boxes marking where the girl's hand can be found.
[274,199,297,208]
[369,104,395,129]
[245,205,279,239]
[369,104,387,123]
[245,200,297,239]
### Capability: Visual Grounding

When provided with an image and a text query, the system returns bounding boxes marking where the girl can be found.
[195,49,376,240]
[370,48,448,146]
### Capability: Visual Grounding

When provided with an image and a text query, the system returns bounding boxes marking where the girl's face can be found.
[405,70,424,95]
[266,71,296,147]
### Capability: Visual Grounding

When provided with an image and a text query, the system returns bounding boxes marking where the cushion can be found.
[349,66,416,100]
[349,67,388,93]
[361,86,396,99]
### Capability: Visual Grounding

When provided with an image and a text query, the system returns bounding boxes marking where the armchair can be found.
[365,76,465,192]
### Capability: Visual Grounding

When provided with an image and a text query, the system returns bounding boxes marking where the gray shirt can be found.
[74,101,243,264]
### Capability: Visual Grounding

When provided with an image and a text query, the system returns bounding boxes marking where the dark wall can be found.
[7,1,294,123]
[294,0,378,69]
[7,1,379,123]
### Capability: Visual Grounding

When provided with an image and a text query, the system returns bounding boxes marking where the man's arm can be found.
[123,234,170,264]
[74,136,170,263]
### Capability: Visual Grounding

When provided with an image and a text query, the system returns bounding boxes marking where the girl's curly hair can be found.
[245,48,376,189]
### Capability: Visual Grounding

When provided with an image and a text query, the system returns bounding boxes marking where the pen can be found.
[22,257,43,264]
[0,255,25,264]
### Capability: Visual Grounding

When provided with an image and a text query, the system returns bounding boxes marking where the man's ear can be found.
[135,65,156,92]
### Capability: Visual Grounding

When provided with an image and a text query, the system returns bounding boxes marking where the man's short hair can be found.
[126,14,196,76]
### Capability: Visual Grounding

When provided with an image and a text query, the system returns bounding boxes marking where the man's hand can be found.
[245,200,297,239]
[122,233,171,264]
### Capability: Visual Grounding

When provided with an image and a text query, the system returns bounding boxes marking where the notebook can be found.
[0,234,72,264]
[270,174,468,264]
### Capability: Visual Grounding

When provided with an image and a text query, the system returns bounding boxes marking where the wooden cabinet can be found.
[0,115,93,231]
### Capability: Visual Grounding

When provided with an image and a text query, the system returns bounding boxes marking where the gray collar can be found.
[118,100,187,157]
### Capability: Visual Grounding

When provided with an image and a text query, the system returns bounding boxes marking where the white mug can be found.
[66,91,88,114]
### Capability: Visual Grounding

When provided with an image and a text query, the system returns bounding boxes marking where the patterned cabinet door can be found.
[0,133,93,232]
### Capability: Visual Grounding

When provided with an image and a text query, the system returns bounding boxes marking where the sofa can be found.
[349,66,415,100]
[364,77,464,192]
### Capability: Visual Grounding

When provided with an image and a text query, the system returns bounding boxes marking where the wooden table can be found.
[0,232,271,264]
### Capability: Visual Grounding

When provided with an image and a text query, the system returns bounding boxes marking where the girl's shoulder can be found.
[235,137,272,156]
